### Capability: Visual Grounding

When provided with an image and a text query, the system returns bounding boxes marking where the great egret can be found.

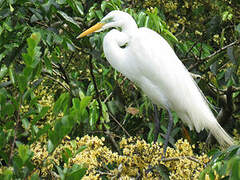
[77,10,234,149]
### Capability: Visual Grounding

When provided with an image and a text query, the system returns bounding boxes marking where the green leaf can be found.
[227,47,237,65]
[4,102,15,117]
[53,93,70,115]
[55,165,65,179]
[22,118,30,130]
[32,106,49,124]
[72,98,81,109]
[89,100,99,128]
[30,10,43,23]
[1,168,13,180]
[80,96,92,115]
[101,1,108,12]
[230,157,240,180]
[49,115,75,152]
[23,66,33,80]
[30,32,41,45]
[62,147,72,164]
[31,174,40,180]
[95,10,103,20]
[17,74,28,93]
[22,53,32,67]
[3,21,12,32]
[206,51,225,70]
[44,56,53,73]
[225,67,233,82]
[0,65,7,80]
[235,23,240,34]
[75,1,84,16]
[22,32,41,68]
[0,25,3,36]
[18,144,31,164]
[8,66,15,85]
[35,124,51,140]
[76,145,87,155]
[0,88,7,105]
[64,38,76,52]
[155,164,170,180]
[58,11,80,28]
[101,102,109,123]
[163,29,178,44]
[66,165,87,180]
[137,11,146,27]
[47,139,54,153]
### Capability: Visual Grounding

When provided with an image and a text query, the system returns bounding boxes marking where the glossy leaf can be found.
[58,11,80,28]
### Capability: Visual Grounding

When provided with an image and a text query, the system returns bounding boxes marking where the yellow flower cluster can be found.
[30,135,210,179]
[20,79,55,125]
[30,137,51,176]
[35,84,54,108]
[212,34,226,45]
[33,79,65,126]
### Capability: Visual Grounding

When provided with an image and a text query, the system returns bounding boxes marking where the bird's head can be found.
[77,10,137,38]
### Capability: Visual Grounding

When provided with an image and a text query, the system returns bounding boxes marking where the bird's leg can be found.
[153,104,160,143]
[145,104,159,176]
[162,108,173,157]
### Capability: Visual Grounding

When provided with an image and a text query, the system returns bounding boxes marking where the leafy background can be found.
[0,0,239,179]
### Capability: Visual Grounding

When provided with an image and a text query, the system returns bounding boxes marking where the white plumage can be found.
[78,10,234,147]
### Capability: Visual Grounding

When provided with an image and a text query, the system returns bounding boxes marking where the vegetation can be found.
[0,0,239,179]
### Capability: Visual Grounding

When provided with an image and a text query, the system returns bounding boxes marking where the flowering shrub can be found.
[30,135,209,179]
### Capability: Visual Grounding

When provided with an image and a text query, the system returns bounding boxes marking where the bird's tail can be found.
[207,119,234,147]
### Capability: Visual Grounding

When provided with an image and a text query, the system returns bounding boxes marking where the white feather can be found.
[101,11,233,147]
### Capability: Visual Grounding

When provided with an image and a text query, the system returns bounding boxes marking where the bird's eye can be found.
[120,43,128,48]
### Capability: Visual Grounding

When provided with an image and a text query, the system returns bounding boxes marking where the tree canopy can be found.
[0,0,239,179]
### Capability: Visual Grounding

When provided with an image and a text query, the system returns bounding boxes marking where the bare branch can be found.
[88,56,103,125]
[9,96,21,164]
[161,156,205,167]
[188,39,240,71]
[109,112,131,137]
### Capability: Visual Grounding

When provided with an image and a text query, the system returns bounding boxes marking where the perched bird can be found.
[77,10,234,150]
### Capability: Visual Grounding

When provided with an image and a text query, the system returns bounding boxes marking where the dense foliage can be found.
[0,0,239,179]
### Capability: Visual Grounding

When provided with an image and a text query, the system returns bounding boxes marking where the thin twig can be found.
[103,76,128,103]
[105,130,122,155]
[44,73,70,92]
[109,112,131,137]
[175,25,185,37]
[232,86,240,92]
[95,170,115,176]
[161,156,205,167]
[202,40,240,61]
[184,41,199,59]
[88,57,103,125]
[9,96,22,164]
[103,92,113,103]
[199,41,203,60]
[64,52,75,69]
[188,39,240,71]
[58,63,70,85]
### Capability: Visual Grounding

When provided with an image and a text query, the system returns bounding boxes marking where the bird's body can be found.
[78,11,234,147]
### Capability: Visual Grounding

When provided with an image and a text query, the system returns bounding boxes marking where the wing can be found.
[128,27,211,131]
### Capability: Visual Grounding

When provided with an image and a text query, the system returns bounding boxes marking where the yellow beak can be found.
[77,23,105,39]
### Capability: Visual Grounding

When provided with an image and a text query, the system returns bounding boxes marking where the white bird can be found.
[77,10,234,149]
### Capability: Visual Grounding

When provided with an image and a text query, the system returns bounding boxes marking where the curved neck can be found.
[103,30,136,81]
[120,18,138,36]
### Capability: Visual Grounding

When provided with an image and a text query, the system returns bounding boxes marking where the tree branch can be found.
[9,96,21,164]
[109,112,131,137]
[88,56,102,125]
[188,39,240,71]
[161,156,205,167]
